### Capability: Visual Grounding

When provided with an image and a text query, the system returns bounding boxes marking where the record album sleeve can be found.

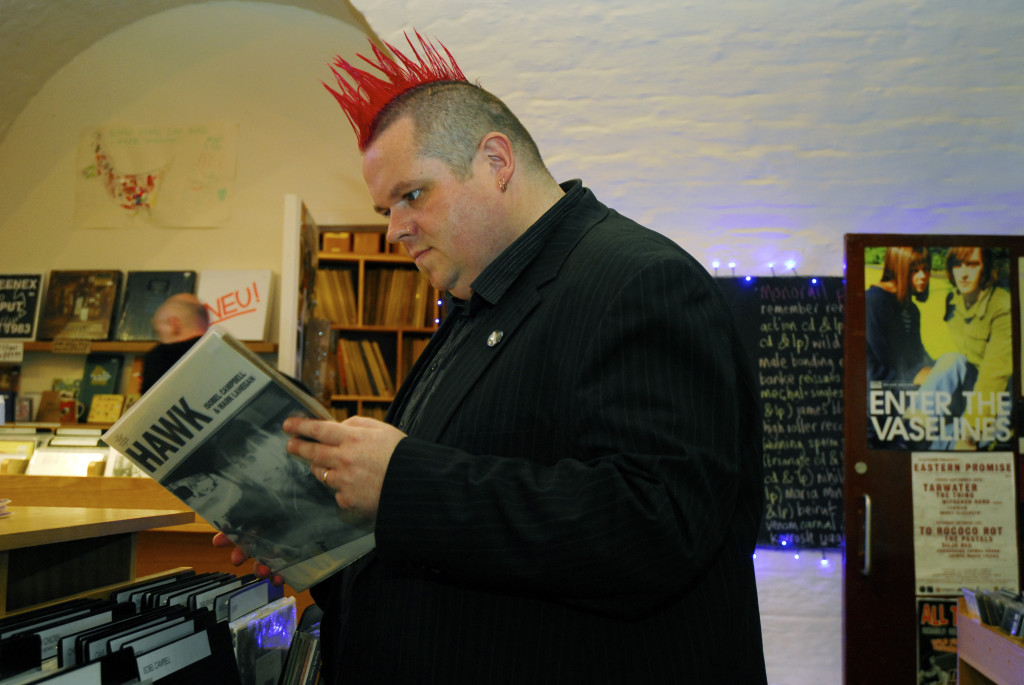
[102,328,376,591]
[38,270,122,341]
[114,271,197,341]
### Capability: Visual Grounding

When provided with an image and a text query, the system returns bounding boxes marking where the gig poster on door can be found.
[864,244,1014,452]
[916,597,958,685]
[911,451,1018,596]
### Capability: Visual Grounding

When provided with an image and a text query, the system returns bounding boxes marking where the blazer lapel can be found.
[388,186,609,443]
[407,286,541,443]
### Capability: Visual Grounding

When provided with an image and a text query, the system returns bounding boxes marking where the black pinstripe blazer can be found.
[312,184,767,684]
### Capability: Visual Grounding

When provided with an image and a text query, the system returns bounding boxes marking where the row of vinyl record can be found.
[333,337,430,400]
[0,269,272,343]
[0,427,145,478]
[314,266,435,328]
[335,339,394,398]
[0,570,323,685]
[962,586,1024,638]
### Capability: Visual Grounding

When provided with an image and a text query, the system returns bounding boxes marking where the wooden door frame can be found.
[843,233,1023,684]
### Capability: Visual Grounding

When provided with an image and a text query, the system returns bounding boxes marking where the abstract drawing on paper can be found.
[75,123,237,228]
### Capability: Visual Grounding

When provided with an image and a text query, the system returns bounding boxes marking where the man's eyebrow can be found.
[373,180,419,214]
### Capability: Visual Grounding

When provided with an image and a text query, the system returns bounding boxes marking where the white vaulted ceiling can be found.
[0,0,375,145]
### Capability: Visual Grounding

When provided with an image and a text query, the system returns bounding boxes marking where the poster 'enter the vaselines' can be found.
[863,244,1014,451]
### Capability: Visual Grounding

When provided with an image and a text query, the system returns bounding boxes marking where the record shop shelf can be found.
[20,341,277,354]
[0,502,193,617]
[957,597,1024,684]
[0,474,315,617]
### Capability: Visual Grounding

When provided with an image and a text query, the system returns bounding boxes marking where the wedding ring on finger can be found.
[320,467,329,484]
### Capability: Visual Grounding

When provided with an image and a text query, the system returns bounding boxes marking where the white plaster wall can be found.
[357,0,1023,278]
[2,1,1023,683]
[756,548,844,684]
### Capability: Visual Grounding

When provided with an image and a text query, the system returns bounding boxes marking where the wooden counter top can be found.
[0,506,194,551]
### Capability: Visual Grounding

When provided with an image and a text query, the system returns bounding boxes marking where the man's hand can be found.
[212,531,285,585]
[211,416,402,584]
[284,415,406,521]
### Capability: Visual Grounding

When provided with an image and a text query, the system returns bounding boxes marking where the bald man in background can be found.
[141,293,209,393]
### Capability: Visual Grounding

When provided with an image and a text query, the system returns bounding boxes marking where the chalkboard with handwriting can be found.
[716,277,845,548]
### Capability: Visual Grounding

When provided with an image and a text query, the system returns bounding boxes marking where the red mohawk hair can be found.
[324,31,467,150]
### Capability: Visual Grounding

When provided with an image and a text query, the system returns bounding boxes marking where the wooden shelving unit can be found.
[10,339,277,427]
[957,597,1024,684]
[314,228,441,418]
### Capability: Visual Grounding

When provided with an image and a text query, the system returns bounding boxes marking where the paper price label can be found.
[0,342,23,363]
[52,338,92,354]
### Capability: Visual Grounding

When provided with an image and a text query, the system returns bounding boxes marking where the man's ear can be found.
[480,132,514,185]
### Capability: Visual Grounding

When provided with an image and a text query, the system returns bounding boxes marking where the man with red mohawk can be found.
[224,32,767,683]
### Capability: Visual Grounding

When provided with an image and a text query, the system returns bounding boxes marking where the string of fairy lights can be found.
[755,546,840,570]
[712,259,800,277]
[710,260,845,567]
